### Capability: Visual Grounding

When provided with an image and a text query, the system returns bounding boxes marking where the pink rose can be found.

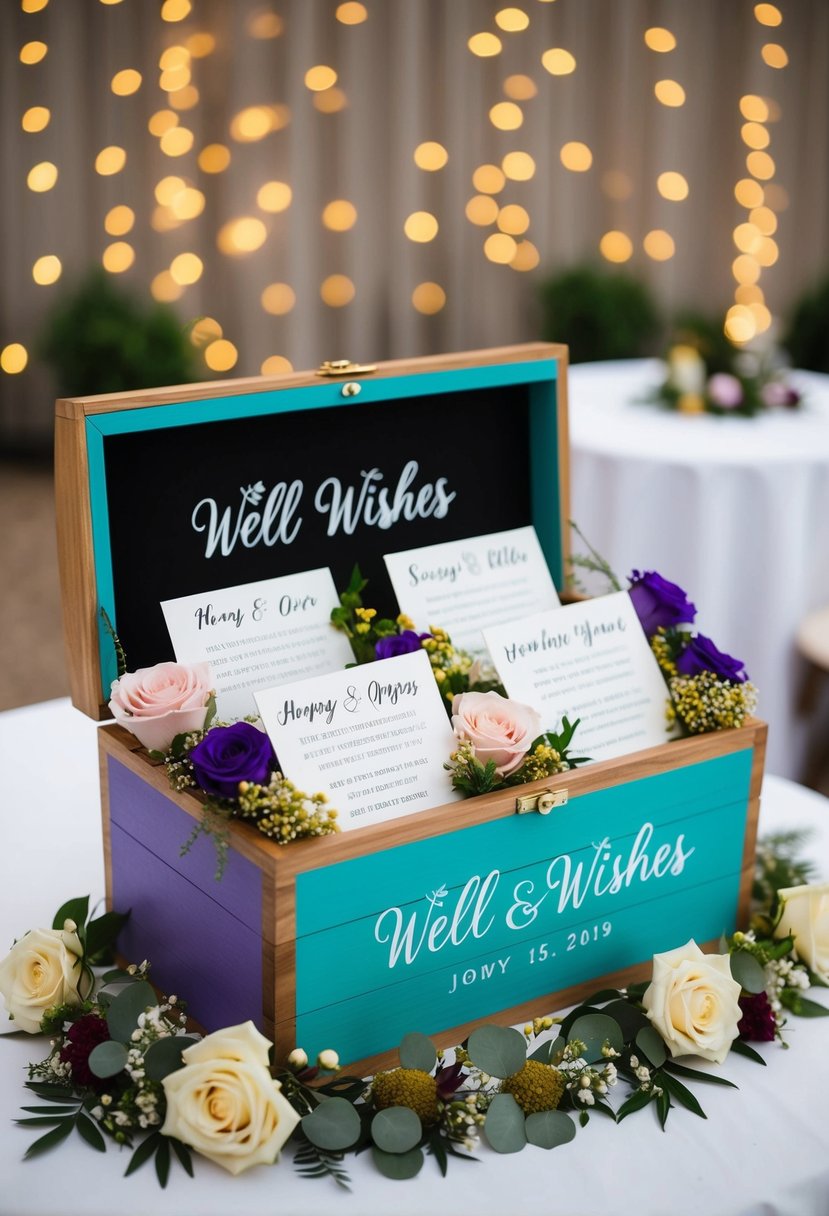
[109,661,213,752]
[451,691,542,778]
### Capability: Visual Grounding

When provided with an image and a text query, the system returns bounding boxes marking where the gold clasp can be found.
[317,359,377,377]
[515,788,569,815]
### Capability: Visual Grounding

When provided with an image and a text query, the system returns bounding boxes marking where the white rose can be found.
[642,939,742,1064]
[0,926,91,1033]
[775,883,829,982]
[161,1021,299,1175]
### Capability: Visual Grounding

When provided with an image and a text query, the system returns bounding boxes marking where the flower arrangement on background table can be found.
[1,844,827,1188]
[650,336,801,417]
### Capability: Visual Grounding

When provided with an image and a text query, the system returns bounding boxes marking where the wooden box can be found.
[56,344,766,1074]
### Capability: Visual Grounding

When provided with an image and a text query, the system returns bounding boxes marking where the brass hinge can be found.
[515,788,569,816]
[316,359,377,377]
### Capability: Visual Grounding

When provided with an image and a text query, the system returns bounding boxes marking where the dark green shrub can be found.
[538,264,660,363]
[783,274,829,373]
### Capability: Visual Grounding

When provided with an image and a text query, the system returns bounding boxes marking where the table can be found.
[2,699,829,1216]
[569,360,829,779]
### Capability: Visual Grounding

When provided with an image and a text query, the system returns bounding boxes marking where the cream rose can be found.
[0,924,91,1033]
[160,1021,299,1175]
[108,661,213,752]
[451,691,542,778]
[775,883,829,983]
[642,939,742,1064]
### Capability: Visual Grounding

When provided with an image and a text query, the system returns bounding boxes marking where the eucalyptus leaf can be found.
[88,1040,129,1079]
[144,1035,198,1081]
[730,949,767,994]
[467,1025,527,1079]
[302,1097,361,1151]
[484,1094,527,1154]
[398,1032,437,1073]
[635,1026,667,1069]
[371,1106,422,1154]
[567,1013,623,1063]
[372,1146,424,1180]
[524,1110,576,1150]
[106,979,157,1043]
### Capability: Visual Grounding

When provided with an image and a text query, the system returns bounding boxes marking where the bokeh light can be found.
[412,282,446,314]
[305,65,337,91]
[230,107,273,142]
[742,122,770,149]
[654,80,685,106]
[643,229,675,260]
[160,127,194,156]
[734,178,764,208]
[746,150,775,179]
[20,42,48,65]
[602,169,633,200]
[32,255,62,285]
[336,2,368,23]
[22,107,50,132]
[149,110,179,137]
[404,211,438,242]
[644,27,676,52]
[257,181,292,212]
[205,339,238,371]
[27,161,58,191]
[151,271,183,301]
[199,144,231,173]
[541,48,576,75]
[497,204,530,235]
[102,242,135,273]
[105,205,135,235]
[468,33,502,57]
[190,317,222,346]
[0,344,28,374]
[186,32,216,57]
[503,75,537,100]
[754,3,782,24]
[111,69,142,95]
[560,141,592,171]
[473,164,506,194]
[313,88,348,113]
[261,355,294,374]
[761,43,788,68]
[322,200,358,231]
[161,0,191,19]
[495,8,530,32]
[501,151,535,181]
[484,233,517,264]
[490,102,523,130]
[656,171,689,200]
[261,283,296,314]
[414,142,448,171]
[320,274,356,306]
[248,10,284,38]
[217,217,268,254]
[465,195,500,226]
[510,240,540,271]
[599,231,633,262]
[95,146,127,175]
[740,94,769,122]
[170,252,203,285]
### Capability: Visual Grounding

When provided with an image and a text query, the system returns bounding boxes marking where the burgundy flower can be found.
[628,571,696,636]
[59,1014,111,1090]
[738,991,777,1042]
[375,631,431,660]
[190,722,277,799]
[435,1060,466,1100]
[676,633,748,683]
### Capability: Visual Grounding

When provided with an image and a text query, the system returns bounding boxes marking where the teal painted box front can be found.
[57,345,766,1074]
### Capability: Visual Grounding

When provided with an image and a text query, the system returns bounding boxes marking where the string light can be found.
[414,142,448,171]
[643,230,675,260]
[754,3,782,24]
[322,200,357,231]
[541,48,576,75]
[257,181,292,212]
[27,161,58,191]
[161,0,191,21]
[320,275,355,306]
[412,282,446,314]
[305,65,337,91]
[503,75,537,100]
[560,141,592,171]
[22,106,50,132]
[489,102,523,130]
[654,80,685,106]
[468,33,502,57]
[497,204,530,235]
[248,11,284,38]
[149,110,179,136]
[313,88,348,113]
[186,32,216,57]
[336,2,368,23]
[217,218,268,254]
[403,212,438,242]
[105,205,135,235]
[644,27,676,52]
[0,345,28,374]
[510,240,540,271]
[102,242,135,273]
[465,195,499,226]
[484,233,517,264]
[656,171,689,200]
[230,107,273,142]
[198,144,231,173]
[20,41,48,65]
[761,43,788,67]
[95,146,126,175]
[261,283,296,314]
[151,271,183,301]
[190,318,222,346]
[111,69,142,95]
[501,151,535,181]
[261,355,294,374]
[32,255,62,285]
[204,339,238,371]
[599,231,633,263]
[159,127,194,156]
[472,164,506,194]
[169,252,203,285]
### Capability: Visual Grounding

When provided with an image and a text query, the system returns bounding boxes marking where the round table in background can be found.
[569,359,829,779]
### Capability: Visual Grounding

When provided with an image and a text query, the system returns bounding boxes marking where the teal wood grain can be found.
[296,749,753,936]
[293,750,753,1061]
[295,871,743,1066]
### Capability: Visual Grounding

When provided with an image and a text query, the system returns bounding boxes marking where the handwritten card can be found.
[161,568,353,720]
[483,592,669,763]
[384,526,560,658]
[255,649,460,830]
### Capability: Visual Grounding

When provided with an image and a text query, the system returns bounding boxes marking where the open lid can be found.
[55,342,569,719]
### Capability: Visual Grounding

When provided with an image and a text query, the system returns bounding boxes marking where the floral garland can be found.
[2,847,827,1188]
[651,342,801,417]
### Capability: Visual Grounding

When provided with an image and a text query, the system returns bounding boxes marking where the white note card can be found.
[483,591,669,763]
[255,648,460,831]
[384,526,561,658]
[161,568,354,720]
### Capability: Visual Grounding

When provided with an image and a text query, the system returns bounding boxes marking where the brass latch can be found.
[515,788,569,816]
[317,359,377,377]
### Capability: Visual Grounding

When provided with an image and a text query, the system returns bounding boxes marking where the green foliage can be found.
[524,1109,576,1149]
[105,979,157,1042]
[38,270,196,397]
[398,1032,437,1073]
[670,311,738,376]
[483,1094,527,1153]
[730,949,767,994]
[467,1025,528,1079]
[293,1138,351,1190]
[88,1040,129,1079]
[301,1098,362,1152]
[538,264,660,363]
[99,607,128,679]
[566,1013,623,1063]
[371,1107,422,1154]
[371,1145,424,1179]
[784,272,829,372]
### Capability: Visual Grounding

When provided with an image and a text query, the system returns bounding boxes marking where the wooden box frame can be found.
[56,343,766,1075]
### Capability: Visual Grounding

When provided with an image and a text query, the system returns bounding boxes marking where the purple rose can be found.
[707,373,743,409]
[738,991,777,1042]
[375,630,431,660]
[628,570,697,635]
[190,722,276,798]
[676,633,748,683]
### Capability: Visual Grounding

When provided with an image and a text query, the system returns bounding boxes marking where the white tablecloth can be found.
[2,699,829,1216]
[569,360,829,779]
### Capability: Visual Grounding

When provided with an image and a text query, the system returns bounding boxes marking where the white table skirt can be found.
[2,699,829,1216]
[569,360,829,780]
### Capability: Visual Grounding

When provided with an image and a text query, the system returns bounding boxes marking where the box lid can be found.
[55,342,569,719]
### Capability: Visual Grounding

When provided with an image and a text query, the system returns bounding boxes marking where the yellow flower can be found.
[371,1068,439,1124]
[500,1060,565,1114]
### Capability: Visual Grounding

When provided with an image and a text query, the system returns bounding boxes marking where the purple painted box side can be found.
[108,758,264,1031]
[107,757,262,931]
